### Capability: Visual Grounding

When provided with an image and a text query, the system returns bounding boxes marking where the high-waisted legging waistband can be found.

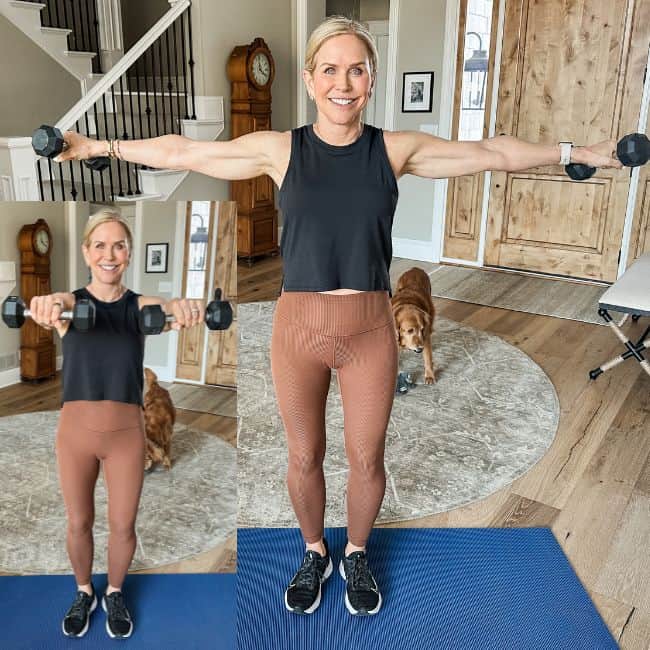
[274,290,393,337]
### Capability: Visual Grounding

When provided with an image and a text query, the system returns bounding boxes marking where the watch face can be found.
[35,228,50,255]
[251,52,271,86]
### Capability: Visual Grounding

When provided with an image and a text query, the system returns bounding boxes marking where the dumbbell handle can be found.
[21,307,76,322]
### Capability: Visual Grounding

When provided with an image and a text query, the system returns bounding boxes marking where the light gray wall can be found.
[0,203,68,370]
[0,16,80,136]
[138,201,180,369]
[392,0,448,241]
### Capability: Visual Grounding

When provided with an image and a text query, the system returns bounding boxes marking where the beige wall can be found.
[138,201,181,369]
[0,16,80,136]
[0,203,68,369]
[392,0,448,241]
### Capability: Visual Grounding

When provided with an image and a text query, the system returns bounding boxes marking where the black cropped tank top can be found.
[278,123,399,292]
[61,288,145,405]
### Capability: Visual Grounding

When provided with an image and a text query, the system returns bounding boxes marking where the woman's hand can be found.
[54,131,106,163]
[29,292,75,332]
[164,298,205,331]
[573,139,623,170]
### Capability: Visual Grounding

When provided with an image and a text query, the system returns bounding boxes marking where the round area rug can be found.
[238,301,559,527]
[0,414,236,574]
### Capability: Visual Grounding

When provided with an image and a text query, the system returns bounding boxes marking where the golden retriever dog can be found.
[143,367,176,470]
[391,267,436,384]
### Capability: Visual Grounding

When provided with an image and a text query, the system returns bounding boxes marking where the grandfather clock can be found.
[18,219,56,381]
[227,37,279,263]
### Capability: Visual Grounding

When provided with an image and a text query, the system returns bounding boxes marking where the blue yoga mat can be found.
[0,573,235,650]
[237,527,617,650]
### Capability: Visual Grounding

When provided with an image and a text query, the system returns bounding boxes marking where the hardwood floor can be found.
[0,376,236,574]
[238,255,650,649]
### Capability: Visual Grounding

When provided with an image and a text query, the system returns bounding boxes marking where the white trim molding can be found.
[295,0,308,126]
[0,138,39,201]
[393,237,436,263]
[618,42,650,276]
[384,0,400,131]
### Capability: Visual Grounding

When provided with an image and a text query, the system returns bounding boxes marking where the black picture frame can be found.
[145,243,169,273]
[402,71,434,113]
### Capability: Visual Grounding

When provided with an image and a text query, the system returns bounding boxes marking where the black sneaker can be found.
[284,539,333,614]
[62,586,97,637]
[339,551,382,615]
[102,591,133,638]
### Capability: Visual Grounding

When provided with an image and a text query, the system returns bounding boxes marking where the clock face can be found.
[251,52,271,87]
[34,228,50,255]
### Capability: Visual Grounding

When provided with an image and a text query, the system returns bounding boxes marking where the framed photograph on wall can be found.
[145,243,169,273]
[402,72,434,113]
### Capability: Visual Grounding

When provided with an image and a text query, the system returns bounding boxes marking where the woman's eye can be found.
[351,67,362,75]
[325,67,335,74]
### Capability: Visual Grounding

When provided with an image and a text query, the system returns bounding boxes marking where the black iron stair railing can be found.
[35,1,196,201]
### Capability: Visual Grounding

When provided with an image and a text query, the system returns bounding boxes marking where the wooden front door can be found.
[484,0,649,281]
[176,202,216,382]
[205,202,237,387]
[175,202,237,388]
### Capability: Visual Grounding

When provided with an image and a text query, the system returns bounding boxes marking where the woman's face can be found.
[82,221,130,285]
[304,33,373,127]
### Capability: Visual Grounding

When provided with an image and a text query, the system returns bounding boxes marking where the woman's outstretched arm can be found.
[55,130,289,183]
[386,132,623,179]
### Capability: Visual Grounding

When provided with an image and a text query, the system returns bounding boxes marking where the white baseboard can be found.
[144,364,174,384]
[0,354,63,389]
[392,238,436,263]
[0,366,20,389]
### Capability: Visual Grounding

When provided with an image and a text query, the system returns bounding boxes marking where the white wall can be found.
[392,0,449,244]
[0,16,80,136]
[0,202,68,376]
[137,201,181,371]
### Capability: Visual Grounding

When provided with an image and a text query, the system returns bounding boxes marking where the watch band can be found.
[559,141,573,165]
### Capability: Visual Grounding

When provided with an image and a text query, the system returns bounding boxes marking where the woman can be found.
[57,18,622,616]
[31,211,204,638]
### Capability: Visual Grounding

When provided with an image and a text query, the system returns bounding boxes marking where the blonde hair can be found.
[304,16,378,88]
[82,209,133,256]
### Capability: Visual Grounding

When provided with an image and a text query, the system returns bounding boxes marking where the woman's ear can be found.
[81,245,90,267]
[302,69,315,100]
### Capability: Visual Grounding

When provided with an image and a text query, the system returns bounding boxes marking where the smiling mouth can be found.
[99,264,119,271]
[329,98,355,106]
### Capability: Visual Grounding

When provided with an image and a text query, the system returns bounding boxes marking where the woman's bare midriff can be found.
[319,288,363,295]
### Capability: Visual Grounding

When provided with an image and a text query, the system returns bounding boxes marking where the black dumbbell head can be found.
[72,299,96,332]
[84,156,111,172]
[617,133,650,168]
[566,163,596,181]
[205,299,233,331]
[32,125,64,159]
[140,304,166,335]
[2,296,26,329]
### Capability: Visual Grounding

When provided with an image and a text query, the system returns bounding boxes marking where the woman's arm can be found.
[55,130,290,185]
[386,132,623,179]
[29,292,76,338]
[138,296,205,332]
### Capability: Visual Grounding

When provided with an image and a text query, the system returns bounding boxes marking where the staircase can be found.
[0,0,102,91]
[0,0,225,202]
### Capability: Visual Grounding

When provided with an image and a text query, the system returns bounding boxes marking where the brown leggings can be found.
[56,401,145,588]
[270,291,398,547]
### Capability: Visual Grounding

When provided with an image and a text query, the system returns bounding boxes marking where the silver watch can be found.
[559,141,573,165]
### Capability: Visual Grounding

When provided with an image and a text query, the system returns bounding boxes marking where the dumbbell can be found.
[1,296,96,331]
[32,124,110,172]
[139,288,234,335]
[566,133,650,181]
